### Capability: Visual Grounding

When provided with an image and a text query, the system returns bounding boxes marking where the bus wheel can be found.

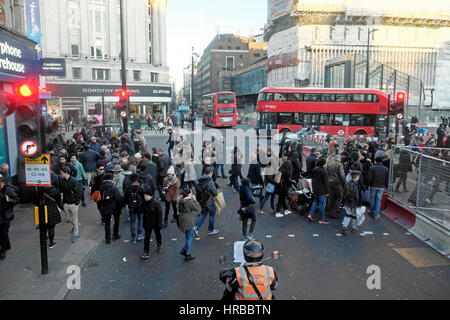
[355,130,367,136]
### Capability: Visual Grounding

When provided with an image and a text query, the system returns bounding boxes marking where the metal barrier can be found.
[388,146,450,230]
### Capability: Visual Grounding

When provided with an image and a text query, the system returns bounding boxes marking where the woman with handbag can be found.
[43,184,64,249]
[275,158,293,218]
[163,166,179,226]
[178,188,200,261]
[239,178,257,241]
[258,148,276,215]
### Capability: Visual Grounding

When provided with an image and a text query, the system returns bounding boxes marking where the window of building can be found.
[149,47,152,64]
[89,4,107,60]
[227,46,232,50]
[219,45,223,49]
[71,44,80,57]
[329,27,334,40]
[92,69,110,80]
[226,56,235,70]
[151,72,159,83]
[254,53,261,58]
[236,46,240,50]
[133,70,141,81]
[72,68,81,79]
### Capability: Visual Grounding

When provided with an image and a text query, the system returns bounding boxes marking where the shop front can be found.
[45,83,172,127]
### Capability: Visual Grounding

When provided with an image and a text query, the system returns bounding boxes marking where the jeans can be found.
[0,221,11,254]
[327,183,343,217]
[215,164,226,177]
[78,179,85,202]
[195,205,217,232]
[129,213,143,238]
[184,229,195,255]
[370,187,384,217]
[144,227,162,254]
[105,212,121,240]
[230,175,240,191]
[259,192,275,211]
[309,195,327,220]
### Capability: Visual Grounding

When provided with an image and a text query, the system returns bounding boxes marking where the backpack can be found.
[129,187,143,211]
[101,185,114,202]
[195,179,210,206]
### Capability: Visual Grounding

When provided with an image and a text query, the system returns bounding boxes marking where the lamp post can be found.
[365,26,379,88]
[191,47,199,115]
[119,0,128,132]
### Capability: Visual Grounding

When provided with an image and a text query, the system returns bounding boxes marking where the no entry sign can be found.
[20,140,39,157]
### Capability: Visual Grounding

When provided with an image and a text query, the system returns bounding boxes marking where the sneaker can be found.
[137,234,144,241]
[374,215,381,220]
[180,248,187,257]
[341,227,347,236]
[318,220,329,225]
[193,227,199,238]
[157,244,162,253]
[258,209,265,215]
[48,242,56,249]
[208,229,220,236]
[284,210,292,216]
[351,228,360,233]
[243,235,249,241]
[247,233,254,241]
[275,213,284,218]
[0,252,5,260]
[106,239,111,244]
[140,254,149,260]
[113,234,121,241]
[72,236,79,243]
[185,254,196,261]
[307,214,314,221]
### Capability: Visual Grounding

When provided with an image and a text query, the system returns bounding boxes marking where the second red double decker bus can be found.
[257,88,390,137]
[202,92,238,128]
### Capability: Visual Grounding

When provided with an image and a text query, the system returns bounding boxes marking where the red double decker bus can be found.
[202,92,237,128]
[257,88,390,137]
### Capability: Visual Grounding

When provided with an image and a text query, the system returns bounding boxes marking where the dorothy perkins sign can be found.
[46,83,172,98]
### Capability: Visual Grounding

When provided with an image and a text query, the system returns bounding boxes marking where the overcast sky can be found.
[166,0,268,90]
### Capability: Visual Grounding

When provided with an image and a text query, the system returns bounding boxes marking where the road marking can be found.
[288,234,295,238]
[383,233,390,236]
[313,234,319,237]
[171,238,178,241]
[393,247,450,268]
[364,231,374,235]
[336,234,342,237]
[266,235,272,238]
[219,237,224,240]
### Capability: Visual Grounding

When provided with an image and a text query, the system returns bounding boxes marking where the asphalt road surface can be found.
[66,125,450,300]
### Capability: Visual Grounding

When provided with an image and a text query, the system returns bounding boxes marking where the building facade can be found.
[265,0,450,110]
[40,0,171,124]
[193,34,267,109]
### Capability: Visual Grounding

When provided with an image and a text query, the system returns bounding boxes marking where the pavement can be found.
[1,125,449,300]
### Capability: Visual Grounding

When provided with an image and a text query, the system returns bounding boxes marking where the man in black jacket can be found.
[306,149,320,178]
[307,158,330,224]
[367,157,389,219]
[99,173,124,244]
[55,155,77,178]
[124,174,145,244]
[140,185,163,260]
[60,166,82,243]
[0,174,19,260]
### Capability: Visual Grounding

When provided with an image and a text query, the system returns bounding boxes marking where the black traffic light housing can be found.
[390,91,406,119]
[0,91,17,117]
[15,82,43,156]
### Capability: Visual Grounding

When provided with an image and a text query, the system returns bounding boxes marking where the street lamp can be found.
[365,27,379,88]
[191,47,200,114]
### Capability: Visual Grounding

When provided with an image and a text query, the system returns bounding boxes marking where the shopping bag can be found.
[356,206,366,226]
[214,191,226,214]
[274,172,282,184]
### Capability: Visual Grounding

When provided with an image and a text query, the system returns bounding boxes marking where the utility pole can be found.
[365,23,379,89]
[191,47,195,114]
[120,0,128,133]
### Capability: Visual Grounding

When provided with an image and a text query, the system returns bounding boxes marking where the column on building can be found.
[151,0,161,66]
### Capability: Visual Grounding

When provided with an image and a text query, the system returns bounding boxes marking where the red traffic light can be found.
[18,84,33,97]
[396,92,405,103]
[118,89,130,98]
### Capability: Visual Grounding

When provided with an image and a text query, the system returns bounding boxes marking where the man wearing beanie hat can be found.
[140,185,163,260]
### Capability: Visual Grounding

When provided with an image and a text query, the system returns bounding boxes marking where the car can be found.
[272,128,325,144]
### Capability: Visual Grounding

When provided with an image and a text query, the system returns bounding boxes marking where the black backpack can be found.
[101,185,114,202]
[195,179,210,206]
[129,187,143,211]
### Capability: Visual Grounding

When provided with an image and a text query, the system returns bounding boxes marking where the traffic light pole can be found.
[120,0,128,133]
[38,112,48,274]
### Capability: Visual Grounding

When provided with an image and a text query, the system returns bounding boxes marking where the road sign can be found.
[25,154,51,187]
[20,140,39,157]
